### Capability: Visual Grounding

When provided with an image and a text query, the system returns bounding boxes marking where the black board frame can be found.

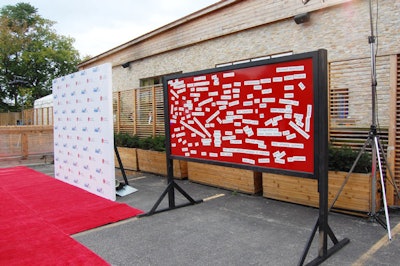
[141,49,349,265]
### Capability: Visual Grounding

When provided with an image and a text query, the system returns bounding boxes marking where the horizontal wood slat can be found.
[329,56,391,128]
[329,127,389,150]
[395,55,400,199]
[114,85,165,137]
[188,162,262,194]
[137,149,187,179]
[263,171,378,214]
[0,126,53,159]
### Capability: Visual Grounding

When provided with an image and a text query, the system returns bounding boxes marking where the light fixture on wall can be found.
[302,0,311,5]
[294,12,310,24]
[121,62,130,68]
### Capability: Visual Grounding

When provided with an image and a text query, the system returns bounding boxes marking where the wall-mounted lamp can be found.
[302,0,311,5]
[121,62,130,68]
[294,12,310,24]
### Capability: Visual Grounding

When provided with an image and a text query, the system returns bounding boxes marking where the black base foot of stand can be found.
[368,211,388,229]
[114,142,138,197]
[299,219,350,266]
[138,180,203,217]
[305,238,350,266]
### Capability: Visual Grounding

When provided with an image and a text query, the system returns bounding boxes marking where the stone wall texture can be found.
[81,0,399,128]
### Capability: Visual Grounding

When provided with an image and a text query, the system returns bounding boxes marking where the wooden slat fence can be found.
[0,112,21,126]
[0,108,53,126]
[391,54,400,204]
[114,85,165,137]
[329,127,388,150]
[22,107,53,125]
[0,126,53,159]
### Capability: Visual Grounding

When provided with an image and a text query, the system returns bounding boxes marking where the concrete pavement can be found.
[23,163,400,265]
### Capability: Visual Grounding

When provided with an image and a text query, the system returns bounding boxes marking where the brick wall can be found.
[82,0,399,128]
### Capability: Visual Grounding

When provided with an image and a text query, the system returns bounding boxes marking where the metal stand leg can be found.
[114,143,138,196]
[114,144,130,186]
[329,138,370,211]
[327,0,400,240]
[139,158,202,217]
[298,219,350,266]
[377,139,400,202]
[328,126,396,240]
[374,136,392,240]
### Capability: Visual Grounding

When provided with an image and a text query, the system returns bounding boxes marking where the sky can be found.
[1,0,220,57]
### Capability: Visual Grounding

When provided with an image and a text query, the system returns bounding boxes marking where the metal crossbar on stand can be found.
[329,0,400,240]
[138,157,203,217]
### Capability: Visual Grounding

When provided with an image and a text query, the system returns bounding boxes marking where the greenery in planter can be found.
[138,135,166,152]
[114,133,139,148]
[115,134,372,173]
[328,145,372,173]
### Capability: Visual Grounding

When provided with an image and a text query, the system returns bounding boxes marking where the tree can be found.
[0,2,81,111]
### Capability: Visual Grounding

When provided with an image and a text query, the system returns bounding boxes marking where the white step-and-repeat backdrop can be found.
[52,63,116,200]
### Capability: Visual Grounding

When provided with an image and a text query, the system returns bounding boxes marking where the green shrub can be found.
[138,135,166,151]
[138,136,153,150]
[152,135,166,151]
[114,133,139,148]
[328,145,372,173]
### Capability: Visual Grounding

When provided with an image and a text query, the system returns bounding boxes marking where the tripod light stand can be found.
[329,0,400,241]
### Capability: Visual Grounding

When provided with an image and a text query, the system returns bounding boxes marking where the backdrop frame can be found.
[143,49,349,265]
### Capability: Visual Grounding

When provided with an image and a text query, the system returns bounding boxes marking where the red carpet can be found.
[0,166,144,265]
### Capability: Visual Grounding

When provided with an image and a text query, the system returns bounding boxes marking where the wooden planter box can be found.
[263,171,380,214]
[136,149,188,179]
[188,162,262,194]
[114,147,138,171]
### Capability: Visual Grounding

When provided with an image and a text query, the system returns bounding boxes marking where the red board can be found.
[166,57,315,174]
